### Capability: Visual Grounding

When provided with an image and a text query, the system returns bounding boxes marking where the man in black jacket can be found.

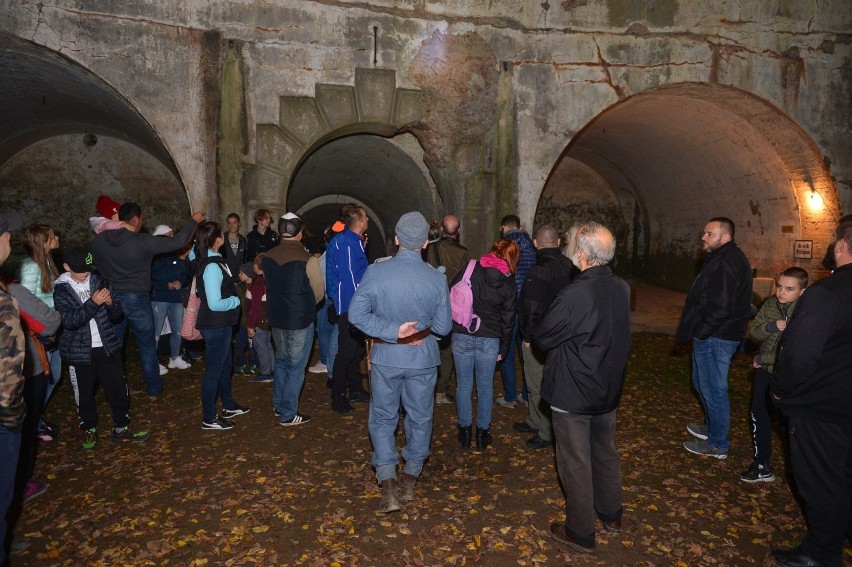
[676,217,752,459]
[769,215,852,567]
[92,203,205,396]
[533,222,630,554]
[515,225,577,450]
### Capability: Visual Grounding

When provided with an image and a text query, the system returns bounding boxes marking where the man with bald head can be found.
[516,225,577,450]
[676,217,752,459]
[425,214,470,404]
[533,222,631,554]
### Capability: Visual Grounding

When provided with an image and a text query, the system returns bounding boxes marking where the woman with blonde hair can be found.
[451,239,519,451]
[18,224,62,440]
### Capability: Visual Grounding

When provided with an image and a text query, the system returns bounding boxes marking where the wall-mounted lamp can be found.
[807,187,824,211]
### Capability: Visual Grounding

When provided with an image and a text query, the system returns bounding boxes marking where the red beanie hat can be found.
[96,195,121,218]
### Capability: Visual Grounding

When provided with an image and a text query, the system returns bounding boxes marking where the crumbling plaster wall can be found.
[1,0,849,259]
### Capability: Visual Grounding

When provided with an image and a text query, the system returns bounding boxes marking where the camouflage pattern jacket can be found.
[0,282,26,430]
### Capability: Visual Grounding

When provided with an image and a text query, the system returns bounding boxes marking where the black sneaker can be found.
[524,435,554,450]
[513,421,537,434]
[331,398,355,415]
[348,390,370,403]
[201,416,235,430]
[279,412,311,426]
[222,404,250,418]
[740,462,775,483]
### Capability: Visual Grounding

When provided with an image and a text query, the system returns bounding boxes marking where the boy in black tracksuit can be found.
[742,267,807,483]
[54,247,149,450]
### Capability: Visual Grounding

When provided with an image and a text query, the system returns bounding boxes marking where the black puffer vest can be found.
[196,256,240,329]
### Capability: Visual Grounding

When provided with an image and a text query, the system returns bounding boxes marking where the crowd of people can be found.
[0,198,850,566]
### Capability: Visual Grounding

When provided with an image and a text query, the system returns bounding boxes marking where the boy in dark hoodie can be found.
[54,247,149,450]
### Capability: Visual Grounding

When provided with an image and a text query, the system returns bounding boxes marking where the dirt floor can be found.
[10,324,834,567]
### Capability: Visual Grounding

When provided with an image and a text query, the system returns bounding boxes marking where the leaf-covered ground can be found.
[12,334,822,566]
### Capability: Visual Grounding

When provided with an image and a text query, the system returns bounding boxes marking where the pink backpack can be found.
[450,260,481,332]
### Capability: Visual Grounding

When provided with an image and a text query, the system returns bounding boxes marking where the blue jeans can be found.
[152,301,185,358]
[271,324,314,421]
[0,425,22,566]
[199,326,237,422]
[326,323,339,379]
[316,298,334,364]
[115,292,162,395]
[499,320,523,402]
[691,337,738,452]
[452,333,499,429]
[369,364,438,482]
[253,327,275,376]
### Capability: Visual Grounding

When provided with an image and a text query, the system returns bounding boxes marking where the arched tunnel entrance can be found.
[536,83,840,291]
[0,34,187,249]
[287,133,437,261]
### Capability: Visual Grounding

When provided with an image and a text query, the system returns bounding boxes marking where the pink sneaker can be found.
[23,479,48,504]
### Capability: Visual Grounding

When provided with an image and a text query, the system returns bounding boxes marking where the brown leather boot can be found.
[398,473,417,501]
[380,478,401,513]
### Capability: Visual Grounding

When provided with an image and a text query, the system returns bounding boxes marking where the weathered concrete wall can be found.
[0,134,188,249]
[0,0,849,271]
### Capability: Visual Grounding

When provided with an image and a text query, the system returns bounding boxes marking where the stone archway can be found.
[536,82,841,289]
[0,33,189,246]
[241,68,430,222]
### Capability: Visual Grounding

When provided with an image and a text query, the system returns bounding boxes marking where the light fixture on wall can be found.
[804,178,825,212]
[807,187,824,211]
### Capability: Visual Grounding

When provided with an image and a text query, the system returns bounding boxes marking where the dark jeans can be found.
[330,313,367,399]
[199,326,237,422]
[114,291,161,395]
[0,425,22,566]
[499,319,522,402]
[316,297,334,365]
[788,417,851,567]
[16,372,46,494]
[552,408,623,546]
[435,334,456,395]
[749,368,775,466]
[68,348,130,431]
[233,324,258,367]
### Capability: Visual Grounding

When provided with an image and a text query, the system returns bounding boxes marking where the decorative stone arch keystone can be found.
[243,68,425,214]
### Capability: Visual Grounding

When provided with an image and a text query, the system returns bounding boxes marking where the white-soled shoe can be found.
[158,364,169,376]
[168,356,191,370]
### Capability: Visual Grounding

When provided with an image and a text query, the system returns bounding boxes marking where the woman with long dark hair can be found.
[193,221,250,430]
[451,239,519,451]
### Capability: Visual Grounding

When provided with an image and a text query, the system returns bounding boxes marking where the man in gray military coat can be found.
[349,211,453,514]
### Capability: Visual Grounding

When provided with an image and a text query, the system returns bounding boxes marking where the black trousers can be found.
[552,408,623,545]
[68,348,130,431]
[330,313,366,399]
[15,372,47,493]
[749,368,775,466]
[788,416,851,567]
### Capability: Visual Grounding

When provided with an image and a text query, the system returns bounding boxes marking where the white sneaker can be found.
[168,356,191,370]
[308,362,328,374]
[159,364,169,376]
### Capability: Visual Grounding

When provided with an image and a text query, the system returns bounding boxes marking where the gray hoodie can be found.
[91,219,197,294]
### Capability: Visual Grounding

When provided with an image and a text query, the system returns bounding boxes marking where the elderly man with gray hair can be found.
[532,221,631,555]
[349,212,453,514]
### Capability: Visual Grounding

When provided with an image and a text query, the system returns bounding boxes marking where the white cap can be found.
[152,224,173,236]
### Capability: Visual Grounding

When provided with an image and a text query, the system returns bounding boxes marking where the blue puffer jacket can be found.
[53,272,124,365]
[504,229,537,295]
